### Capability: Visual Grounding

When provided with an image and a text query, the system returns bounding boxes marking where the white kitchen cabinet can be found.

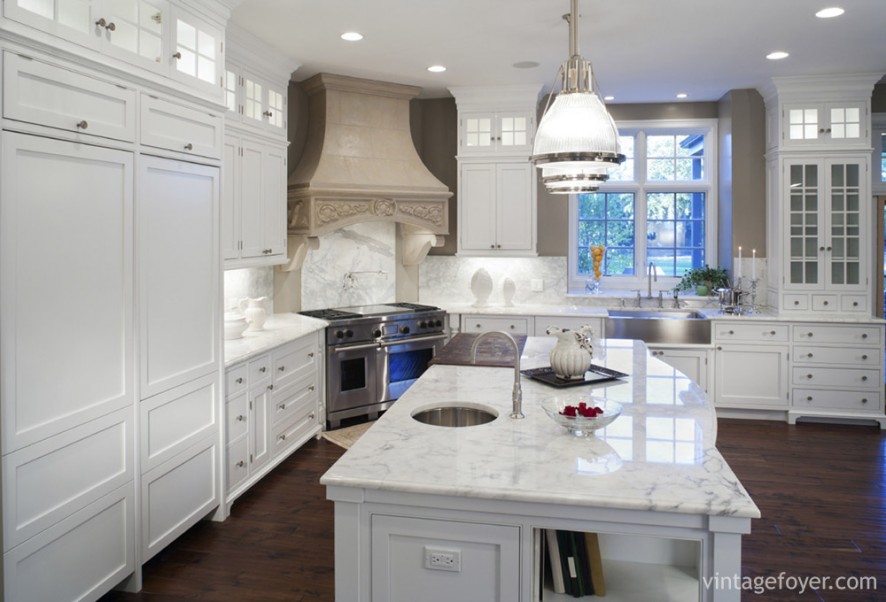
[140,93,223,159]
[225,59,287,134]
[533,316,604,338]
[222,133,288,266]
[780,101,868,150]
[450,85,541,257]
[648,347,710,393]
[712,321,789,409]
[788,323,885,425]
[138,155,220,399]
[2,50,137,143]
[462,314,533,335]
[3,0,226,100]
[458,161,536,255]
[224,332,323,508]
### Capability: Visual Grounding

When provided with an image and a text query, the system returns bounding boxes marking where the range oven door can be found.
[327,341,381,415]
[379,333,447,403]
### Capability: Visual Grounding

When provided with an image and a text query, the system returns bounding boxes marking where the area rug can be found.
[322,422,373,450]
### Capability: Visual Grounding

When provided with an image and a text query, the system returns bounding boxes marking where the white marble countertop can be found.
[224,313,328,367]
[321,337,761,519]
[444,302,884,323]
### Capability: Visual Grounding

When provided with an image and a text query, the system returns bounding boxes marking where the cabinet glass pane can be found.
[829,163,861,285]
[787,163,819,285]
[830,106,861,139]
[58,0,91,33]
[268,89,285,127]
[244,79,262,120]
[224,69,237,113]
[465,118,492,147]
[499,116,527,146]
[789,108,818,140]
[18,0,53,19]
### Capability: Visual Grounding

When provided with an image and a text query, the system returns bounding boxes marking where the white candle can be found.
[752,249,756,280]
[737,246,742,281]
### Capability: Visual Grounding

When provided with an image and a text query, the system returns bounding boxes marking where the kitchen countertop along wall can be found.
[224,313,328,366]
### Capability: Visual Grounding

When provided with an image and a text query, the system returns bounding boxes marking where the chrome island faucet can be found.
[470,330,524,419]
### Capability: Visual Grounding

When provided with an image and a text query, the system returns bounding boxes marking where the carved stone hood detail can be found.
[287,73,451,238]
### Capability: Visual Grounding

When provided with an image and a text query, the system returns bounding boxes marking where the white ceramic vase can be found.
[502,277,516,306]
[548,329,592,380]
[470,268,493,307]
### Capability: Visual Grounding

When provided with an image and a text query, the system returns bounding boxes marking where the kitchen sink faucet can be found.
[647,261,657,298]
[471,331,524,419]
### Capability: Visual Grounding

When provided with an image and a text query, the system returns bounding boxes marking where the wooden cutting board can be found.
[431,333,528,367]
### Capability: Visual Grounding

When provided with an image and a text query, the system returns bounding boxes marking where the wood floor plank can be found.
[100,419,886,601]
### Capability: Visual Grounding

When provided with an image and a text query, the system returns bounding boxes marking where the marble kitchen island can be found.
[321,337,760,601]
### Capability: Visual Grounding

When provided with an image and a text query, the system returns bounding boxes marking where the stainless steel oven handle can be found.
[330,341,382,353]
[379,333,448,348]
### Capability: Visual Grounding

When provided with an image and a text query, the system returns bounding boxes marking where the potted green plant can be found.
[675,265,729,296]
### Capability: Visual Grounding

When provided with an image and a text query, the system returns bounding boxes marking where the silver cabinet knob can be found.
[806,374,813,379]
[806,396,813,401]
[263,110,273,117]
[172,51,182,59]
[76,120,88,129]
[259,367,267,373]
[806,332,813,338]
[806,353,813,358]
[767,330,776,336]
[235,377,243,384]
[184,143,193,151]
[862,333,868,339]
[236,460,245,468]
[236,414,246,422]
[278,434,286,441]
[308,385,315,391]
[862,398,868,404]
[278,365,285,372]
[277,403,286,410]
[823,300,829,306]
[309,413,315,420]
[793,300,800,306]
[308,352,315,358]
[853,301,859,307]
[267,384,274,390]
[861,375,868,382]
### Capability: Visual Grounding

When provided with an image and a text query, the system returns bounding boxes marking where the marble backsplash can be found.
[300,221,397,310]
[224,267,275,313]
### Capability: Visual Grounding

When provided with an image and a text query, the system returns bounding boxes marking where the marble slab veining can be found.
[321,337,761,519]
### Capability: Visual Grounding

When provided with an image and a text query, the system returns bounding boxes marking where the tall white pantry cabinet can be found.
[0,1,235,600]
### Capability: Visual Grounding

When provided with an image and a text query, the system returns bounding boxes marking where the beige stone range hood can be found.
[284,73,451,271]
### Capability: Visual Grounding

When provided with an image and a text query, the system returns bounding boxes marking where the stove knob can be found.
[335,330,345,339]
[345,329,354,338]
[372,329,382,338]
[400,325,411,335]
[419,320,428,329]
[434,319,443,327]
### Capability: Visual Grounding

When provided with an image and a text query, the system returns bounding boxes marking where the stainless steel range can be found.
[299,303,448,428]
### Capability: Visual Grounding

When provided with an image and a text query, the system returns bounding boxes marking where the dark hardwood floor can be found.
[101,419,886,601]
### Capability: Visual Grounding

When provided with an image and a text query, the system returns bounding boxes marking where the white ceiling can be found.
[230,0,886,103]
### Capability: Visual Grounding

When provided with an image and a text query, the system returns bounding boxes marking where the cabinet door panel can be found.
[1,133,134,452]
[714,345,788,408]
[3,0,99,50]
[221,135,240,260]
[459,163,496,251]
[262,142,286,256]
[138,156,219,398]
[140,95,222,159]
[249,386,271,472]
[495,163,533,251]
[239,140,265,258]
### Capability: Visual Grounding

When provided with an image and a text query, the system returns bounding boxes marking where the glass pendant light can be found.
[531,0,624,193]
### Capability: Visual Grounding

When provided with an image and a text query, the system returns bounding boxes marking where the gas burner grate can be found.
[388,302,440,311]
[299,308,361,320]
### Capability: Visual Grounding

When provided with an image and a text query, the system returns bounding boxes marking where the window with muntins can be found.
[568,120,717,292]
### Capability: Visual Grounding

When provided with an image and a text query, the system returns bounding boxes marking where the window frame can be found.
[872,113,886,194]
[568,119,718,293]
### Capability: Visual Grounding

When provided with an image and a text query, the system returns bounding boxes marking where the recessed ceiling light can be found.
[766,51,790,60]
[512,61,540,69]
[603,95,615,101]
[341,32,363,42]
[427,65,446,73]
[816,7,845,18]
[676,93,688,99]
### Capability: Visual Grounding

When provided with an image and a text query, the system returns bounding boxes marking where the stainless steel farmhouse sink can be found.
[604,309,711,345]
[411,404,498,427]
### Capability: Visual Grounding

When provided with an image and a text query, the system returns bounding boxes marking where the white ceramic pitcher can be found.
[238,297,268,332]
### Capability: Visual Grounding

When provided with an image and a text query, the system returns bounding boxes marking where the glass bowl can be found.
[540,395,622,437]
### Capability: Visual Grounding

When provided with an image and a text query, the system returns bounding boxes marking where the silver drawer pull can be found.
[806,332,813,338]
[172,51,182,59]
[236,414,246,422]
[862,398,868,404]
[308,385,315,391]
[76,120,88,129]
[823,300,829,306]
[278,434,286,441]
[278,403,286,410]
[309,413,315,420]
[267,384,274,390]
[259,366,267,373]
[263,110,273,117]
[728,330,734,335]
[806,353,813,358]
[806,374,813,379]
[853,301,859,307]
[794,300,800,305]
[308,352,315,358]
[235,377,243,384]
[806,396,813,401]
[861,376,868,382]
[862,354,868,360]
[509,325,515,329]
[278,365,285,371]
[236,460,245,468]
[184,143,193,151]
[476,324,481,328]
[862,333,868,339]
[767,330,776,336]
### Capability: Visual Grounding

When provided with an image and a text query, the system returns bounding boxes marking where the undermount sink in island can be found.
[321,337,759,602]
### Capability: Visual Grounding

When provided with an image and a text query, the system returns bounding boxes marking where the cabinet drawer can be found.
[791,367,880,389]
[140,95,223,159]
[713,322,788,342]
[225,436,249,493]
[273,339,319,389]
[793,388,882,411]
[462,316,531,335]
[270,374,318,427]
[271,403,319,456]
[841,295,868,312]
[248,354,272,384]
[534,316,604,337]
[225,391,248,441]
[3,51,137,142]
[792,324,882,345]
[782,294,808,311]
[225,364,248,396]
[810,295,838,311]
[793,345,881,367]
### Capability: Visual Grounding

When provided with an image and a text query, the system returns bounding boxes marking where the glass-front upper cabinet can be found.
[102,0,167,73]
[170,4,223,96]
[458,110,534,155]
[224,65,287,133]
[783,101,868,149]
[786,158,865,289]
[4,0,99,47]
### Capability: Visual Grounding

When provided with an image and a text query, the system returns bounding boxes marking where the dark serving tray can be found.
[520,365,629,388]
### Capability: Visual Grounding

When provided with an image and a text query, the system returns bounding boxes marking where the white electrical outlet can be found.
[424,546,462,572]
[531,278,544,292]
